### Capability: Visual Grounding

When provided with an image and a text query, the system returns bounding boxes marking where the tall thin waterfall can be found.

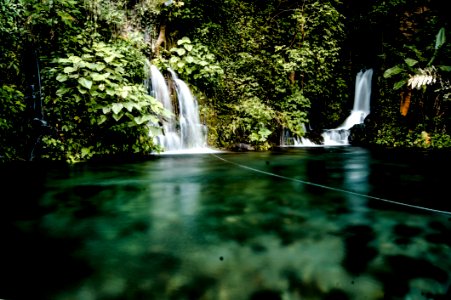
[149,65,182,151]
[148,65,208,153]
[290,68,373,146]
[335,68,373,131]
[168,69,205,149]
[322,68,373,145]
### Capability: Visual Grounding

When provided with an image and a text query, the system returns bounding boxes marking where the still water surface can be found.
[1,146,450,299]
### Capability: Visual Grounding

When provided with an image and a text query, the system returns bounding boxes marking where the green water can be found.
[1,147,450,299]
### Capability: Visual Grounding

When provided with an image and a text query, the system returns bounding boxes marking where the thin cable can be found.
[211,154,451,216]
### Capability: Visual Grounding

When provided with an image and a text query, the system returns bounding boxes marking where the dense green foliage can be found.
[43,40,167,162]
[158,0,347,149]
[1,0,450,162]
[360,0,451,148]
[1,0,169,162]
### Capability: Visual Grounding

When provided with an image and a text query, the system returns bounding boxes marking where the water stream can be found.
[1,147,450,299]
[292,69,374,146]
[148,65,215,154]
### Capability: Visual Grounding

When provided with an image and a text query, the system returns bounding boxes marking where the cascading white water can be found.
[322,68,373,145]
[168,69,206,149]
[291,68,373,146]
[148,65,212,153]
[149,65,182,150]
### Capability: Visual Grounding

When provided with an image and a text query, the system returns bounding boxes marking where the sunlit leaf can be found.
[56,74,68,82]
[438,65,451,72]
[394,79,407,90]
[169,56,179,64]
[63,66,77,74]
[104,55,116,63]
[97,115,107,125]
[134,115,158,125]
[435,27,446,50]
[177,36,191,45]
[68,56,82,63]
[174,48,186,56]
[405,58,418,67]
[112,113,123,121]
[123,102,134,112]
[184,44,193,51]
[78,77,92,89]
[112,103,123,114]
[383,66,404,78]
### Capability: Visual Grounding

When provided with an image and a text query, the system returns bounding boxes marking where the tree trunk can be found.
[400,89,411,116]
[154,25,166,56]
[289,71,295,85]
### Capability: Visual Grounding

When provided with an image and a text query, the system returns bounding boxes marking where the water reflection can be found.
[342,147,370,221]
[0,148,450,299]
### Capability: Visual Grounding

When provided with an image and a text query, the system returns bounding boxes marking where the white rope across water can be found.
[211,154,451,217]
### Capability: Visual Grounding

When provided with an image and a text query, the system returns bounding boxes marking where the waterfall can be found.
[168,69,205,149]
[322,68,373,145]
[148,65,212,153]
[335,68,373,131]
[149,65,182,151]
[289,68,373,147]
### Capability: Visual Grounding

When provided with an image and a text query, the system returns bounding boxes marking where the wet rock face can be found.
[230,143,255,152]
[348,123,367,145]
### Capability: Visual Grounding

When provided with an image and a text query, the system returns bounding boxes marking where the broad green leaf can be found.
[112,113,123,121]
[185,56,194,63]
[73,94,82,102]
[92,72,107,81]
[393,79,407,90]
[86,63,97,70]
[134,114,158,125]
[177,36,191,45]
[120,89,129,99]
[78,77,92,89]
[438,65,451,72]
[184,44,193,51]
[56,74,68,82]
[102,106,111,114]
[174,48,186,56]
[68,56,82,63]
[56,87,70,97]
[169,56,179,64]
[63,66,77,74]
[177,61,185,69]
[106,88,115,96]
[81,147,91,158]
[57,58,72,64]
[123,102,134,112]
[77,61,87,69]
[104,55,116,63]
[95,64,106,71]
[383,65,404,78]
[97,115,107,125]
[89,90,99,97]
[112,103,123,114]
[405,58,418,67]
[77,86,87,94]
[149,126,163,137]
[435,27,446,50]
[115,66,125,74]
[81,54,94,60]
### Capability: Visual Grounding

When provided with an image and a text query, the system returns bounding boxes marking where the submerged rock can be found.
[230,143,255,152]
